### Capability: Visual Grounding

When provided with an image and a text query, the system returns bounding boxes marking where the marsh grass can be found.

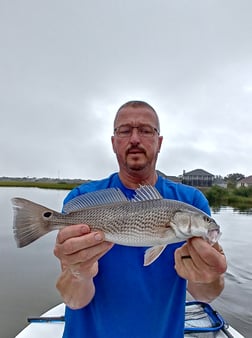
[0,180,77,190]
[203,186,252,210]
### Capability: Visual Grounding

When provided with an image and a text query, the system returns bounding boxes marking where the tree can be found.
[224,173,245,188]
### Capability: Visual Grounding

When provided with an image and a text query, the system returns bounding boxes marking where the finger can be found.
[78,242,114,269]
[189,238,227,274]
[175,242,192,260]
[190,238,225,265]
[65,241,113,266]
[174,244,195,277]
[70,244,112,280]
[56,224,90,244]
[186,239,205,267]
[60,231,106,255]
[212,242,225,255]
[186,238,222,272]
[174,242,207,279]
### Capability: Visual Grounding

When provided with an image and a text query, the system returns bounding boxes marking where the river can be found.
[0,187,251,337]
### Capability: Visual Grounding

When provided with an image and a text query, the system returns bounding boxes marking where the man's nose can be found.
[129,127,141,143]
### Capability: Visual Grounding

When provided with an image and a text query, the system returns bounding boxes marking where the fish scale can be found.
[61,200,170,245]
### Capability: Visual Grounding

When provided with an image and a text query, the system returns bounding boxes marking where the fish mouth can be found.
[207,228,221,245]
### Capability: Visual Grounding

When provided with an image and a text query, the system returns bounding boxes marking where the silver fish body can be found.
[12,186,220,265]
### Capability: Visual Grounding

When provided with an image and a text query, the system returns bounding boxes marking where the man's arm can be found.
[54,224,113,309]
[175,238,227,302]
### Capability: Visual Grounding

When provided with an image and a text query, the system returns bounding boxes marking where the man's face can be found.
[111,106,163,174]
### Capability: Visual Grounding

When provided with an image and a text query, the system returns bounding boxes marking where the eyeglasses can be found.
[114,124,159,138]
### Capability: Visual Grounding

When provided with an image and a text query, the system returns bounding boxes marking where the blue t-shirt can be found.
[62,173,210,338]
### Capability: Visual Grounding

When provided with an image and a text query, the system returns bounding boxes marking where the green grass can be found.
[203,186,252,210]
[0,181,77,190]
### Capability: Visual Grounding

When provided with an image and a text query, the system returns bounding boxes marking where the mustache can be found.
[126,146,146,155]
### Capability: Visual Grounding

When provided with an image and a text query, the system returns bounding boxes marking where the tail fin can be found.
[12,198,55,248]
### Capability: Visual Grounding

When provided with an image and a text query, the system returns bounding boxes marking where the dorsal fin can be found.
[132,185,163,202]
[63,188,128,213]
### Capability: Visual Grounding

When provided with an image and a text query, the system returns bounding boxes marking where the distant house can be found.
[182,169,214,187]
[157,170,182,183]
[213,176,227,188]
[236,175,252,188]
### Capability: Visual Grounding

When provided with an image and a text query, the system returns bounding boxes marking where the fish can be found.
[11,185,221,266]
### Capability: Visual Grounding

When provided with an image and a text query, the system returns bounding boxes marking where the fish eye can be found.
[203,215,211,223]
[43,211,53,219]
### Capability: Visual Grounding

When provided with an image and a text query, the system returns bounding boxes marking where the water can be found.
[0,187,65,338]
[1,188,251,337]
[211,208,252,336]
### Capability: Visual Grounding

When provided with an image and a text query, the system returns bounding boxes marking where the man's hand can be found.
[174,237,227,302]
[54,224,113,309]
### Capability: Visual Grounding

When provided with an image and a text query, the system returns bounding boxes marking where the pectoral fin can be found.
[144,245,167,266]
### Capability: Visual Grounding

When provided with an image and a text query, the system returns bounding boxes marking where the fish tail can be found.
[12,197,56,248]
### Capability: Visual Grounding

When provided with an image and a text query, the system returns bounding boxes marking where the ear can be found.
[111,135,116,153]
[158,136,163,152]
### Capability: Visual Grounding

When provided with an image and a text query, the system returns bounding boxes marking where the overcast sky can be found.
[1,0,252,180]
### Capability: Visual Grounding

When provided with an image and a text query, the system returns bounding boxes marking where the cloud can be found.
[1,0,252,179]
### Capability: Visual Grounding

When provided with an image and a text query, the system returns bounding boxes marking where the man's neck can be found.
[118,170,158,189]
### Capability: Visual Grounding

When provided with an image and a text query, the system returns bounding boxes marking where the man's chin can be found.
[126,162,146,171]
[126,154,146,169]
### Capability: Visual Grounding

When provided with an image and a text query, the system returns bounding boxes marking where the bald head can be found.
[114,100,160,133]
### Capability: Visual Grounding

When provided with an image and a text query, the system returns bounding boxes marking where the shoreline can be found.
[1,180,251,210]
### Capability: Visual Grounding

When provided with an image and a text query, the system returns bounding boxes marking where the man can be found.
[54,100,227,338]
